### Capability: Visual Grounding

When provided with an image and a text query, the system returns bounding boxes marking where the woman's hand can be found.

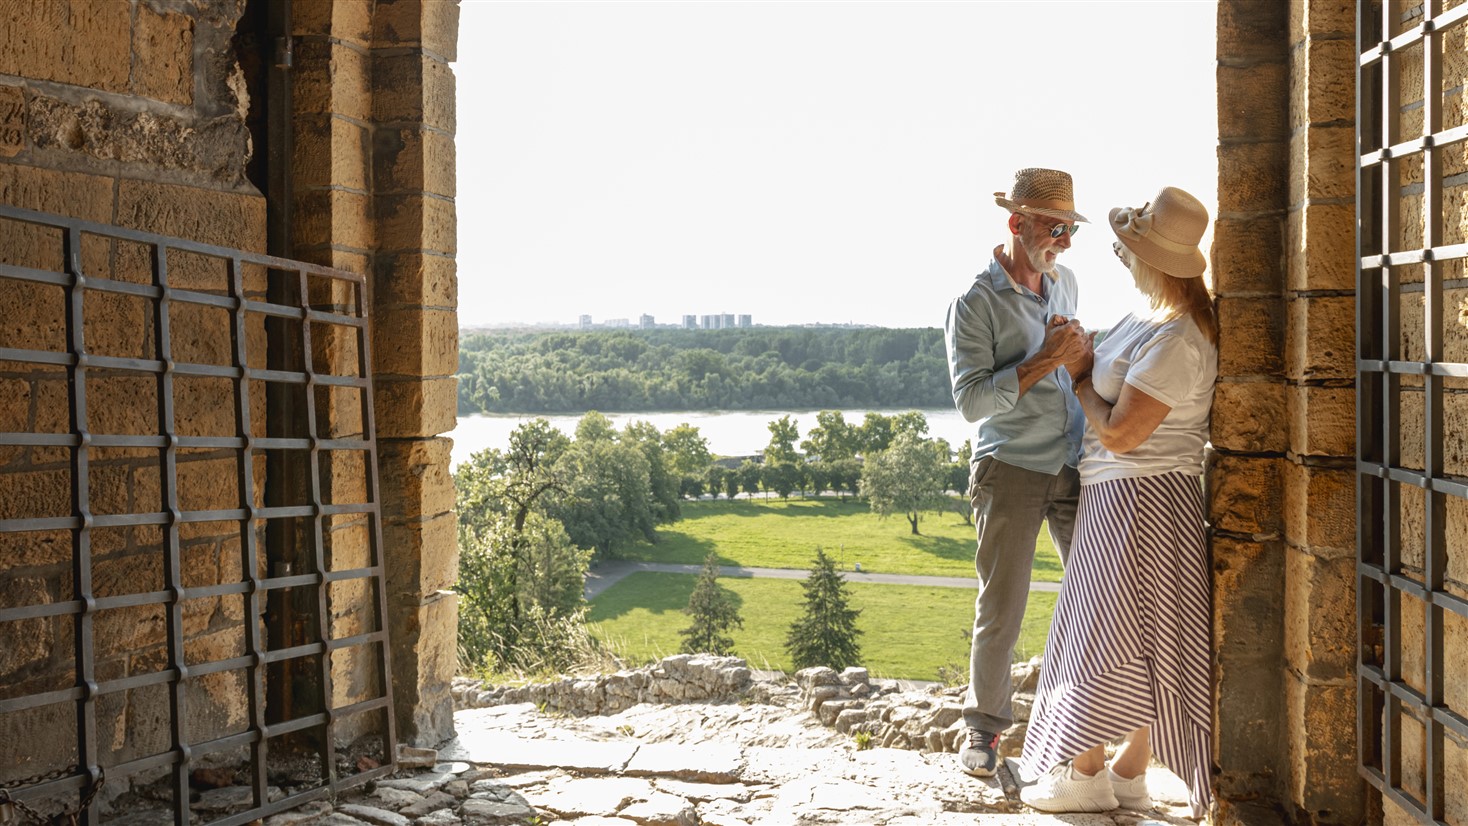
[1064,330,1096,381]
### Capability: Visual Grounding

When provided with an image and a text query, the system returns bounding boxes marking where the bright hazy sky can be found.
[455,1,1219,331]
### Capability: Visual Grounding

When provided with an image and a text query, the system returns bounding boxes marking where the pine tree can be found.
[786,547,863,670]
[679,552,743,655]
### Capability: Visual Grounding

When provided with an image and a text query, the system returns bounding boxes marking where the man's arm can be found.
[945,299,1087,424]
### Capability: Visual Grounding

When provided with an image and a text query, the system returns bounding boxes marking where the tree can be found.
[856,412,894,455]
[764,414,800,465]
[826,458,862,501]
[805,461,831,497]
[704,465,729,499]
[553,437,657,558]
[801,410,858,461]
[680,552,743,656]
[738,460,763,499]
[622,420,682,522]
[890,410,930,440]
[664,423,713,477]
[859,431,949,534]
[723,467,742,500]
[786,547,863,670]
[762,461,799,500]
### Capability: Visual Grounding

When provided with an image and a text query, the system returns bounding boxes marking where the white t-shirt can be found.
[1078,312,1218,485]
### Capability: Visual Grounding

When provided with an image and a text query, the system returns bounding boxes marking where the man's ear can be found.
[1007,212,1025,236]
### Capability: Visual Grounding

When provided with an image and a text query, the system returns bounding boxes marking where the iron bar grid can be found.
[0,203,396,825]
[1357,2,1466,823]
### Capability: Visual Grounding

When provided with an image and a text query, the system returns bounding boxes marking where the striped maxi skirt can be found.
[1020,472,1212,817]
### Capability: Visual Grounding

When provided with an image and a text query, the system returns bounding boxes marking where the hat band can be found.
[1009,197,1076,213]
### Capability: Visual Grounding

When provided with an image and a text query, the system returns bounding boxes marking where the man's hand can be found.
[1038,315,1087,367]
[1015,315,1087,398]
[1064,329,1096,381]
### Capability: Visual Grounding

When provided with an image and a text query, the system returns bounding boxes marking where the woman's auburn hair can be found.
[1122,248,1219,347]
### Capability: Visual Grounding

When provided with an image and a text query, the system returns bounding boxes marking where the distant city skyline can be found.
[455,2,1218,331]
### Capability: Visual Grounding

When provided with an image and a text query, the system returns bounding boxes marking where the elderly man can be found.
[945,167,1091,777]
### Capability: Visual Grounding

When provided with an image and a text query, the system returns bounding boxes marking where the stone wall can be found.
[1212,0,1361,821]
[0,0,461,797]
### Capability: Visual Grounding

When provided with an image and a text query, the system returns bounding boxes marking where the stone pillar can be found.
[369,0,461,747]
[1211,1,1290,817]
[1279,2,1362,822]
[290,0,461,747]
[1214,2,1364,822]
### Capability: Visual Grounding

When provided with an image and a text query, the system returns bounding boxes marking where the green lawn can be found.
[588,571,1055,681]
[617,497,1064,582]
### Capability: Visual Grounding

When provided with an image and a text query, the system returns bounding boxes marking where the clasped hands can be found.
[1040,314,1095,382]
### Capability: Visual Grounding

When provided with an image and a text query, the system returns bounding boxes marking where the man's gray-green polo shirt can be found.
[943,256,1084,475]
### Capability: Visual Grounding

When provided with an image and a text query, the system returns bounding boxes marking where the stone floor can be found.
[235,696,1199,825]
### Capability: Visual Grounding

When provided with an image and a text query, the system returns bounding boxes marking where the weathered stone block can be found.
[373,0,461,61]
[0,2,132,92]
[133,4,194,106]
[1288,384,1354,458]
[1287,295,1355,381]
[1290,36,1356,129]
[174,376,239,439]
[1212,380,1287,453]
[177,456,241,512]
[322,448,369,506]
[1208,454,1284,536]
[0,162,113,226]
[1218,141,1289,215]
[377,437,454,521]
[294,115,369,192]
[1218,62,1289,142]
[0,577,55,677]
[1212,214,1284,295]
[374,252,457,310]
[0,468,70,521]
[383,511,458,597]
[325,515,372,571]
[294,189,374,253]
[373,307,458,377]
[294,40,372,123]
[372,53,456,134]
[1289,0,1355,44]
[1217,297,1285,378]
[116,179,266,254]
[374,126,456,198]
[1212,536,1285,662]
[1217,0,1288,64]
[373,376,456,439]
[376,194,456,256]
[389,589,458,745]
[1283,675,1364,823]
[294,0,373,47]
[1282,544,1355,680]
[1283,462,1355,552]
[1287,201,1354,292]
[1288,125,1354,204]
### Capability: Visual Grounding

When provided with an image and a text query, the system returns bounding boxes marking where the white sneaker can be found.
[1020,761,1119,813]
[1108,767,1152,810]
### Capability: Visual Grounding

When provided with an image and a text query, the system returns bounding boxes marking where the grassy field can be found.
[616,497,1064,581]
[588,571,1055,681]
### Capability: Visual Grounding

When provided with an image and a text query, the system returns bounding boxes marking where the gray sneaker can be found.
[958,728,1000,777]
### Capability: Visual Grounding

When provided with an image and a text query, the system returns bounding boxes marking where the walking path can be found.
[585,560,1062,599]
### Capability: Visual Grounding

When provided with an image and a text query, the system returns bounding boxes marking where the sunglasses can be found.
[1039,220,1080,238]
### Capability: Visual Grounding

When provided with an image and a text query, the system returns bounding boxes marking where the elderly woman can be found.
[1018,186,1218,817]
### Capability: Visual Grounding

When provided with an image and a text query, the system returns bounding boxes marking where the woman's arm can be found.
[1073,376,1172,454]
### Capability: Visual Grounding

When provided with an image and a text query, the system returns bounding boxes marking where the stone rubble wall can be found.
[453,654,1042,759]
[452,654,761,716]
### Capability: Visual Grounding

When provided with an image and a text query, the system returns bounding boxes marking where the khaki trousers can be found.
[960,456,1078,735]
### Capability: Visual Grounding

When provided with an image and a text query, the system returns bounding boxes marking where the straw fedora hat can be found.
[994,168,1089,223]
[1108,186,1208,278]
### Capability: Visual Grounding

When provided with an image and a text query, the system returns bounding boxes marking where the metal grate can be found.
[0,203,395,824]
[1356,1,1468,822]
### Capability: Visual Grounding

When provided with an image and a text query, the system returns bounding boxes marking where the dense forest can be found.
[457,327,951,413]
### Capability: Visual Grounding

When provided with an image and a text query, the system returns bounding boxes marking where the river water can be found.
[449,408,974,469]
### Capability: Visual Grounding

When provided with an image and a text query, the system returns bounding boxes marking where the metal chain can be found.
[0,769,104,826]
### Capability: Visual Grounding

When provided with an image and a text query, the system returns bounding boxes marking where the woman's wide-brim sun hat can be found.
[994,167,1089,224]
[1109,186,1208,278]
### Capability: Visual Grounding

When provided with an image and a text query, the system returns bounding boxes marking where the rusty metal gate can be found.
[1356,1,1468,822]
[0,204,395,824]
